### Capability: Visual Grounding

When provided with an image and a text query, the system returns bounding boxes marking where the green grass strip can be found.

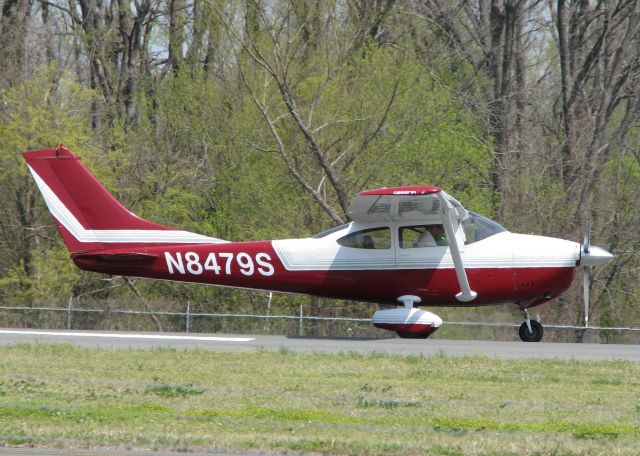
[1,343,639,455]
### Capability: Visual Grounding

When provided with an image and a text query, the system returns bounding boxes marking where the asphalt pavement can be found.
[1,328,639,360]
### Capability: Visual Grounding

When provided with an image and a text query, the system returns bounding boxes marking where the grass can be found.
[0,343,639,455]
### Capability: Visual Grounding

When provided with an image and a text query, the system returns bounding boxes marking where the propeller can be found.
[582,222,591,327]
[580,220,614,328]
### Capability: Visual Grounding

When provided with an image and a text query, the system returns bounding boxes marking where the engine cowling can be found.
[372,307,443,338]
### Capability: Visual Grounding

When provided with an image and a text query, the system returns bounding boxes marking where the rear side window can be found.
[337,227,391,249]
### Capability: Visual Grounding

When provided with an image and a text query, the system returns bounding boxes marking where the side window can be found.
[337,227,391,249]
[399,225,448,248]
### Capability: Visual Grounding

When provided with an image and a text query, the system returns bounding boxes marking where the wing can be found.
[347,186,468,223]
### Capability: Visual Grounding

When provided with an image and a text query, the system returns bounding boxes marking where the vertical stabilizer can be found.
[24,146,224,253]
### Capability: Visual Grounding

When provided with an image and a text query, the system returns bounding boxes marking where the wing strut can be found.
[437,193,477,302]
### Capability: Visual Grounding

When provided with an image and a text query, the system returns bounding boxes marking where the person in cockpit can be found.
[415,224,447,247]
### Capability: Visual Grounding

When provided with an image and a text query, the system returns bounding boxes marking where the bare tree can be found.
[216,1,402,223]
[60,0,157,127]
[549,0,640,329]
[0,0,31,85]
[417,0,544,216]
[553,0,640,213]
[167,0,186,73]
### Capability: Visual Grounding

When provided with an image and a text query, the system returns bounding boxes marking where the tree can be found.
[550,0,640,331]
[61,0,157,127]
[215,1,414,223]
[0,0,30,86]
[0,67,93,311]
[417,0,545,216]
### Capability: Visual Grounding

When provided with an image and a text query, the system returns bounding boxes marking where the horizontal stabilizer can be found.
[71,252,159,263]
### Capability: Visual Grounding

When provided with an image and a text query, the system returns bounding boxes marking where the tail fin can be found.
[24,146,224,253]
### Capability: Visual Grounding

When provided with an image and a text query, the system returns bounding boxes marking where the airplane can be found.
[23,146,614,342]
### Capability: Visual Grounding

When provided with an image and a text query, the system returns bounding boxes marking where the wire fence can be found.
[2,303,640,341]
[0,303,368,336]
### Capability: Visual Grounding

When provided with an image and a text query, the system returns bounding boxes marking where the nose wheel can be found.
[519,309,544,342]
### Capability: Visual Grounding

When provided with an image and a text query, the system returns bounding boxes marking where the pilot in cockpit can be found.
[415,224,447,247]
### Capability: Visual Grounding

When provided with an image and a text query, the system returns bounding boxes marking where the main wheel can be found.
[519,320,544,342]
[396,331,430,339]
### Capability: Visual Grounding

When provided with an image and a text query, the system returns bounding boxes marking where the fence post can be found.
[67,295,73,330]
[299,304,305,336]
[185,300,191,333]
[263,292,273,332]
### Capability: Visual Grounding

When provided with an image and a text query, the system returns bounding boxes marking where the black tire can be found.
[396,331,430,339]
[519,320,544,342]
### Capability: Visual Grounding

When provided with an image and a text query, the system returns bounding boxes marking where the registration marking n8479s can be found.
[164,251,274,277]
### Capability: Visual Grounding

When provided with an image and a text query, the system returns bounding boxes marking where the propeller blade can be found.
[583,220,591,254]
[583,266,590,327]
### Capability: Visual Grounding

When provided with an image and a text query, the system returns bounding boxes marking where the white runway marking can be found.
[0,329,254,342]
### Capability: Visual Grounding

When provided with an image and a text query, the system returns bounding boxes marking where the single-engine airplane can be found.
[24,146,614,342]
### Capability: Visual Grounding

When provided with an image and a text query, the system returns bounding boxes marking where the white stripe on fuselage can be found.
[29,166,226,244]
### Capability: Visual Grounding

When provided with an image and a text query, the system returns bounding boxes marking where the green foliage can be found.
[0,66,91,153]
[0,66,94,306]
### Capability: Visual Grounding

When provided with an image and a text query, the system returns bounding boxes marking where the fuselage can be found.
[73,222,580,308]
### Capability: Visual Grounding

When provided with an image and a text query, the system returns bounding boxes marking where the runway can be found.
[1,328,639,360]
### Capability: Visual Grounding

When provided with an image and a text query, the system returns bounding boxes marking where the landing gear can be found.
[519,309,544,342]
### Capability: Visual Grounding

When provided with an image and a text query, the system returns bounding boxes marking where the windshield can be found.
[312,223,350,239]
[462,211,507,244]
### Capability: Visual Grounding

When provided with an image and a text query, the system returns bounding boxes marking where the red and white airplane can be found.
[24,146,613,342]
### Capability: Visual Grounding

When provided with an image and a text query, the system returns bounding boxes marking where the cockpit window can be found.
[462,211,507,243]
[399,225,448,248]
[337,227,391,249]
